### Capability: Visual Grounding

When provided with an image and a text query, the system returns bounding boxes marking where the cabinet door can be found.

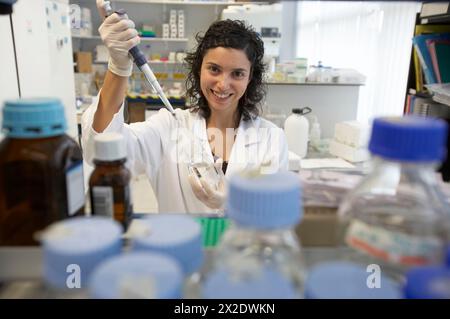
[11,0,78,138]
[45,0,77,138]
[0,14,20,130]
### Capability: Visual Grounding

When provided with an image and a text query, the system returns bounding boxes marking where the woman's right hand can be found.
[96,0,140,77]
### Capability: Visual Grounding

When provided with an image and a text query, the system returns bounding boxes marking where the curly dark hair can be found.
[184,19,266,122]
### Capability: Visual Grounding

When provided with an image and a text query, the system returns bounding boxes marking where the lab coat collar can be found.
[191,111,262,146]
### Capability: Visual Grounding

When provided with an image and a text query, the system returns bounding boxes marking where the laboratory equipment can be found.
[130,215,204,298]
[89,252,183,299]
[40,216,122,293]
[131,215,203,275]
[284,107,311,158]
[102,1,175,116]
[309,116,321,149]
[404,265,450,299]
[305,261,401,299]
[0,98,84,246]
[199,171,306,299]
[89,132,132,231]
[338,116,450,282]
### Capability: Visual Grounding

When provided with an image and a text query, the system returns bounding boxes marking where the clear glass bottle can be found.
[338,116,450,283]
[0,98,85,246]
[199,171,306,299]
[89,133,132,231]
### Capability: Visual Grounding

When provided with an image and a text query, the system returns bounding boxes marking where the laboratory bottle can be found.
[284,107,311,158]
[39,216,122,298]
[199,171,306,299]
[0,98,84,246]
[337,116,450,283]
[89,133,132,231]
[129,214,204,298]
[309,116,321,148]
[89,252,183,299]
[305,261,401,299]
[404,264,450,299]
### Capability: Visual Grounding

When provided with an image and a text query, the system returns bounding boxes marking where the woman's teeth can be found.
[212,90,231,99]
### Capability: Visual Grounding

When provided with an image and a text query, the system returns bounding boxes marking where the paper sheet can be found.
[300,158,355,169]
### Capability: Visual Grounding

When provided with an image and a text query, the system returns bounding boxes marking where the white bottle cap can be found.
[94,132,126,161]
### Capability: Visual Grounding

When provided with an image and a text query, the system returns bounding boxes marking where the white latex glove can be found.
[188,159,226,210]
[96,0,140,77]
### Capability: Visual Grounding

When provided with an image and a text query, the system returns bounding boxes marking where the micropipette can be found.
[102,1,176,116]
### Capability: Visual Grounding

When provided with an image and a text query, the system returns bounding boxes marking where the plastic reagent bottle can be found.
[200,171,306,298]
[284,107,311,158]
[338,116,450,282]
[130,214,204,298]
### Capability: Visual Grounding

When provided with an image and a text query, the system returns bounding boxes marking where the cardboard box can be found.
[74,51,92,73]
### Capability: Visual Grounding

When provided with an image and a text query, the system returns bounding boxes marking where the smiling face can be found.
[200,47,251,116]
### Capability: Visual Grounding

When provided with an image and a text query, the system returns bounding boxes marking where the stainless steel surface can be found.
[0,246,343,298]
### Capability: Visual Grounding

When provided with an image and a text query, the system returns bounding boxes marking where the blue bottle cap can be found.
[89,252,183,299]
[305,261,402,299]
[226,171,302,229]
[41,217,122,289]
[2,98,67,138]
[405,266,450,299]
[131,215,203,275]
[368,116,447,162]
[203,267,299,299]
[446,246,450,267]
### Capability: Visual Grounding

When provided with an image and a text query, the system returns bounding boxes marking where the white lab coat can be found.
[81,95,289,213]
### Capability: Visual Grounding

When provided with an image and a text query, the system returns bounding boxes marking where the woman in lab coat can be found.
[82,1,288,213]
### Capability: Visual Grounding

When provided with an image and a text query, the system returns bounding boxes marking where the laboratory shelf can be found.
[113,0,268,6]
[72,35,189,42]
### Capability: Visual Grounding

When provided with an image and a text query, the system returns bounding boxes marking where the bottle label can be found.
[65,162,85,216]
[345,219,443,267]
[92,186,114,217]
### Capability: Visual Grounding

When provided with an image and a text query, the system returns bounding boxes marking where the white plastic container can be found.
[284,107,311,158]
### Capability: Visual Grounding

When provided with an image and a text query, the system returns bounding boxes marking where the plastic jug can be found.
[284,107,311,158]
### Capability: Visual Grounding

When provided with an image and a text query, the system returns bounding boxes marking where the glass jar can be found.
[0,98,85,245]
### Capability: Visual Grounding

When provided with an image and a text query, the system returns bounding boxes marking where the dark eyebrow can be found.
[205,62,248,73]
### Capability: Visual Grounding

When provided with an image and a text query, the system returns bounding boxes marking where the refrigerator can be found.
[0,0,78,139]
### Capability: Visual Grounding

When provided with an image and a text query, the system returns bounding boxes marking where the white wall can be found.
[265,83,361,138]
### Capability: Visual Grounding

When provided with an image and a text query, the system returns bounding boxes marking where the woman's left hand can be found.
[188,160,225,210]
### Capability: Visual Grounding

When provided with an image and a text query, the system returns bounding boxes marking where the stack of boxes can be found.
[178,10,185,38]
[162,9,185,39]
[170,9,177,38]
[329,121,371,163]
[162,23,170,39]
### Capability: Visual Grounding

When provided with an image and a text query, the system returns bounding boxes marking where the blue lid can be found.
[446,246,450,267]
[89,252,183,299]
[41,216,122,289]
[368,116,448,162]
[405,266,450,299]
[226,171,302,229]
[305,261,401,299]
[203,267,298,299]
[132,215,203,275]
[2,98,67,138]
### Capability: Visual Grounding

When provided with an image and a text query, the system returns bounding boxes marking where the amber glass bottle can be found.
[0,98,85,245]
[89,133,132,230]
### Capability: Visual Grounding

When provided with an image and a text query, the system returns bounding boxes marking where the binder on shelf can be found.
[411,25,450,92]
[412,33,450,85]
[433,41,450,83]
